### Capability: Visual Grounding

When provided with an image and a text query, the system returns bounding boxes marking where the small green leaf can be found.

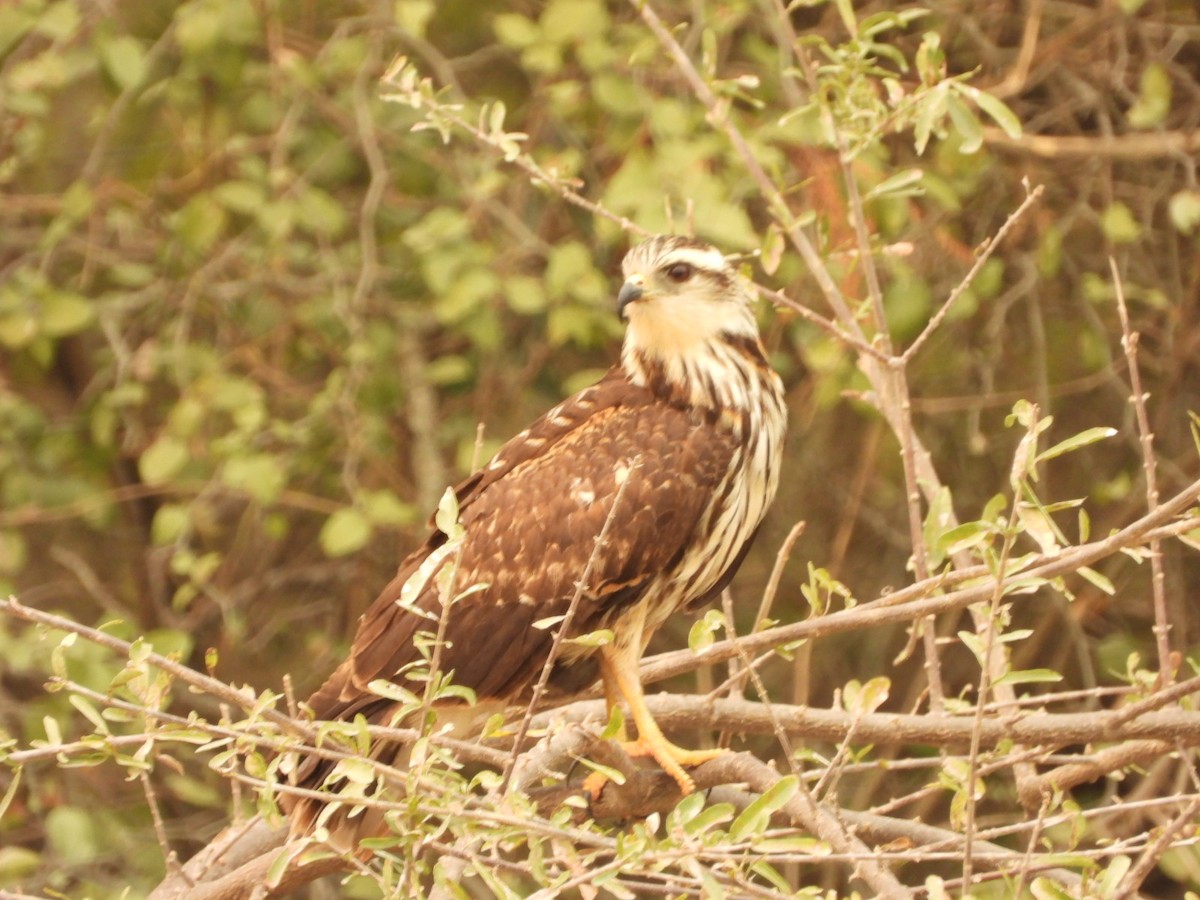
[221,452,287,504]
[1100,202,1142,244]
[965,85,1023,138]
[40,290,94,337]
[572,755,626,786]
[98,33,147,90]
[760,223,784,276]
[864,168,925,203]
[946,92,983,154]
[1127,62,1171,129]
[729,775,798,840]
[139,435,189,484]
[995,668,1063,687]
[434,486,463,539]
[681,801,736,837]
[1095,854,1132,897]
[599,704,625,740]
[319,507,372,557]
[842,676,891,715]
[1036,427,1117,463]
[150,504,189,545]
[1031,876,1079,900]
[1168,190,1200,235]
[958,630,986,665]
[0,767,22,822]
[367,679,420,703]
[1078,566,1115,595]
[688,609,725,654]
[565,628,613,648]
[833,0,857,37]
[68,694,108,734]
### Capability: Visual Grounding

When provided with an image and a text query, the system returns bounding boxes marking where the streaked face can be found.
[617,235,756,353]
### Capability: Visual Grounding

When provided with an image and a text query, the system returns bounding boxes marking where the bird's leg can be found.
[585,639,725,798]
[600,659,629,742]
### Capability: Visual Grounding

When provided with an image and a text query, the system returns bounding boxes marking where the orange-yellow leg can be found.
[584,641,725,798]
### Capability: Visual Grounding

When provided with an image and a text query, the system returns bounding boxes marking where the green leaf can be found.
[213,180,266,215]
[0,845,40,883]
[1095,854,1132,897]
[1100,202,1142,244]
[45,805,100,865]
[565,628,613,648]
[394,0,435,38]
[599,705,625,740]
[493,13,539,48]
[40,290,94,337]
[151,504,190,545]
[1127,62,1171,129]
[1168,190,1200,235]
[833,0,857,37]
[172,193,228,254]
[681,801,736,837]
[319,507,372,557]
[864,168,925,202]
[966,85,1023,138]
[1078,566,1115,595]
[729,775,798,840]
[1036,427,1117,463]
[1031,876,1080,900]
[842,676,891,715]
[946,92,983,154]
[0,766,22,822]
[434,486,463,539]
[361,489,415,526]
[995,668,1063,687]
[139,435,190,484]
[572,755,626,786]
[749,860,792,894]
[688,609,725,654]
[221,452,287,504]
[98,33,147,90]
[759,223,784,277]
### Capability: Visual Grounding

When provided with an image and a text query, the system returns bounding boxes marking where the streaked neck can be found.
[621,330,777,413]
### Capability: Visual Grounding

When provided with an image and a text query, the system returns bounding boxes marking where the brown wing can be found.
[305,367,739,724]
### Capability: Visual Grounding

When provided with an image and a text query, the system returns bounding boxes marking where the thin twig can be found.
[752,521,805,637]
[901,184,1045,364]
[1112,796,1200,899]
[1112,256,1172,687]
[964,410,1038,886]
[0,596,314,741]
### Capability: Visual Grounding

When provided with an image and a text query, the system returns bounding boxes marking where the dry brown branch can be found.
[983,126,1200,159]
[540,694,1200,752]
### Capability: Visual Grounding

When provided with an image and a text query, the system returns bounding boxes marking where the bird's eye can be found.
[665,262,694,283]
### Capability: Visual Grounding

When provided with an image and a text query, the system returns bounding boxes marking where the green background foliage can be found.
[1,0,1198,895]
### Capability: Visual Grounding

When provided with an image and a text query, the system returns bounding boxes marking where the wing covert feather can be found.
[307,369,739,720]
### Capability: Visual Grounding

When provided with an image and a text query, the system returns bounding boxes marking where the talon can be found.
[622,737,726,795]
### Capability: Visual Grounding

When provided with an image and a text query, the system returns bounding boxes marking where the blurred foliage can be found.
[1,0,1199,896]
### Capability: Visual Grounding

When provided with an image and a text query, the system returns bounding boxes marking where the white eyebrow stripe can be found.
[658,246,729,273]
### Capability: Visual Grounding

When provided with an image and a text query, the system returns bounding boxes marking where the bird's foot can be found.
[583,737,726,799]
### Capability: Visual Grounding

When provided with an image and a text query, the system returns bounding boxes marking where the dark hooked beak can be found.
[617,279,645,318]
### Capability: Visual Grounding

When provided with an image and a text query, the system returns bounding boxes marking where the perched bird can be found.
[289,234,786,834]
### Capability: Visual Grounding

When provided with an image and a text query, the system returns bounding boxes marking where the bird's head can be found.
[617,235,758,362]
